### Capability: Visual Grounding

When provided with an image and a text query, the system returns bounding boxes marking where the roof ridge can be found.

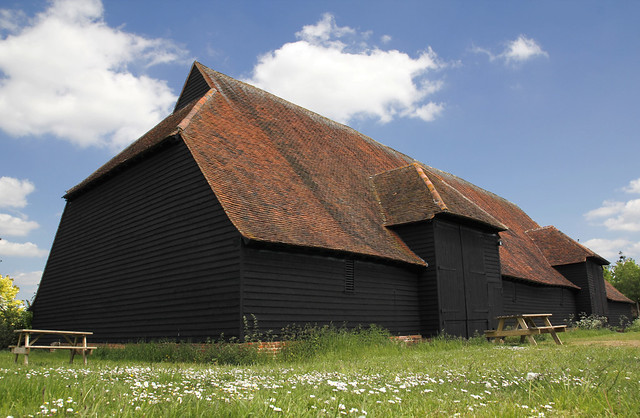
[412,163,448,211]
[420,164,507,230]
[196,62,417,164]
[177,89,216,131]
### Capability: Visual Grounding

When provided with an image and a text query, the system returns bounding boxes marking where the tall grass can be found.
[1,328,639,416]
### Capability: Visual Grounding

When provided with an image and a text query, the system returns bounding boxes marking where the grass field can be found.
[1,329,639,417]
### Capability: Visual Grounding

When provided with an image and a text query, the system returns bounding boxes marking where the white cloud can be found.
[0,239,48,257]
[474,35,548,65]
[0,8,27,32]
[586,179,640,232]
[0,177,35,208]
[12,270,43,287]
[624,178,640,194]
[11,270,43,303]
[503,35,548,63]
[0,213,39,236]
[245,13,445,125]
[582,238,633,261]
[584,177,640,261]
[0,0,184,150]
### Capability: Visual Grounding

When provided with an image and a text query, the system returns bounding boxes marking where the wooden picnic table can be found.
[10,329,97,365]
[484,314,567,346]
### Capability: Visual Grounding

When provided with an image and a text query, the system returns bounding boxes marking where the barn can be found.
[31,62,636,341]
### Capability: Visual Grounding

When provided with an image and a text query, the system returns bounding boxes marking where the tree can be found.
[0,274,23,310]
[0,274,31,348]
[605,253,640,304]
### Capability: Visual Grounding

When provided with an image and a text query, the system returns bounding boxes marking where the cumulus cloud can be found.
[0,177,35,208]
[245,13,445,125]
[11,270,43,302]
[474,35,548,65]
[584,177,640,260]
[586,178,640,232]
[582,238,633,261]
[0,239,48,258]
[0,213,39,236]
[0,0,185,150]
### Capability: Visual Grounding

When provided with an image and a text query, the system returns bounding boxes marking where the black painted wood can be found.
[502,279,577,324]
[390,222,439,336]
[174,66,210,112]
[607,301,635,327]
[32,140,242,342]
[240,246,421,336]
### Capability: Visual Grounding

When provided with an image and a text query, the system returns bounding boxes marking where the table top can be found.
[495,314,552,319]
[14,329,93,336]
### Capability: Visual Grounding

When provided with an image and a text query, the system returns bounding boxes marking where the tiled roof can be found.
[66,61,607,289]
[417,166,579,288]
[604,280,635,303]
[526,225,609,266]
[371,163,505,230]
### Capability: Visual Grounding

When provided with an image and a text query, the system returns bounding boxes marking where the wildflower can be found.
[66,408,74,412]
[527,372,540,380]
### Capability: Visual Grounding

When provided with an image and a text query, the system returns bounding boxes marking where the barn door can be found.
[435,221,490,338]
[460,226,490,336]
[436,222,468,337]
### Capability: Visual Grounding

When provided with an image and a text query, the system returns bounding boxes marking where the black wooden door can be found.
[435,221,490,337]
[436,221,468,337]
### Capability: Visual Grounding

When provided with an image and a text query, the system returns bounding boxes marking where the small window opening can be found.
[345,260,355,294]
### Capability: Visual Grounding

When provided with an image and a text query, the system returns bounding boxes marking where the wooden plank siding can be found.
[607,301,635,327]
[586,260,609,316]
[502,279,577,324]
[240,246,421,336]
[390,222,440,337]
[555,261,608,316]
[32,140,242,342]
[391,219,503,337]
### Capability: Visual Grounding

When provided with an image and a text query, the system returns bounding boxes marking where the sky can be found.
[1,0,639,302]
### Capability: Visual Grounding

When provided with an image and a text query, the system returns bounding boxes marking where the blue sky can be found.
[1,0,639,301]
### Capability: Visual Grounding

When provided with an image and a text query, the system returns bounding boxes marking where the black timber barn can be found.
[32,62,636,341]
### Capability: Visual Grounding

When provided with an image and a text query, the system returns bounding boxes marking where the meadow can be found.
[1,328,639,417]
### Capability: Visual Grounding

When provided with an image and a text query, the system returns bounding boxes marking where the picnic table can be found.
[484,314,567,346]
[10,329,97,365]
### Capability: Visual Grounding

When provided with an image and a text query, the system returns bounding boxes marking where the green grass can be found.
[1,329,639,416]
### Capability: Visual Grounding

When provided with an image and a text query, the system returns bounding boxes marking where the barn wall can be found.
[555,262,608,316]
[586,260,608,316]
[393,219,503,337]
[32,140,242,342]
[390,222,439,336]
[606,301,635,327]
[241,246,421,335]
[502,279,577,324]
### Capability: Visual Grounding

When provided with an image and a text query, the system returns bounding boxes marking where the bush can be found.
[627,318,640,332]
[0,306,32,349]
[568,313,608,330]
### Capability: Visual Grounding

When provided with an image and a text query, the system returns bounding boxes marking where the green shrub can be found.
[568,313,608,329]
[0,306,32,349]
[627,318,640,332]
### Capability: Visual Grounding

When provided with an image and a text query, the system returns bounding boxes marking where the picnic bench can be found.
[10,329,97,365]
[484,314,567,346]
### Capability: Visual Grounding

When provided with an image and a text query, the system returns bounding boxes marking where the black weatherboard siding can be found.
[240,246,421,336]
[502,279,577,323]
[555,261,608,316]
[32,140,242,342]
[392,219,502,338]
